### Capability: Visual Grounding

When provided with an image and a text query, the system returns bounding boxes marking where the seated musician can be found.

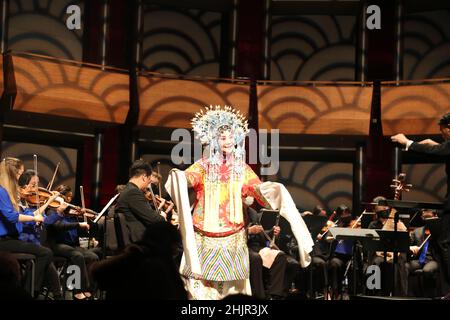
[326,205,354,299]
[406,209,439,297]
[246,201,299,299]
[308,205,330,298]
[115,160,173,243]
[44,184,99,300]
[17,169,64,299]
[0,158,53,298]
[368,196,408,296]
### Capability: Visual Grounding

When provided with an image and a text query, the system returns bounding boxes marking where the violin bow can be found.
[80,186,87,224]
[46,162,60,191]
[80,185,90,249]
[157,162,162,198]
[33,155,43,228]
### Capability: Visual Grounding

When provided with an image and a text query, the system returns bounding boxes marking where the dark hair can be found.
[18,170,36,187]
[312,205,325,216]
[129,160,152,179]
[115,184,126,193]
[55,184,72,196]
[438,113,450,126]
[335,204,350,216]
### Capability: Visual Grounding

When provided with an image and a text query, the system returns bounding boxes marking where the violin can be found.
[144,189,178,226]
[20,187,98,219]
[145,190,175,212]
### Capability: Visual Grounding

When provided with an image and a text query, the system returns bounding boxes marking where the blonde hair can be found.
[0,157,23,211]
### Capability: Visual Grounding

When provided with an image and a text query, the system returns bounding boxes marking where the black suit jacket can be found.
[115,182,165,243]
[410,139,450,210]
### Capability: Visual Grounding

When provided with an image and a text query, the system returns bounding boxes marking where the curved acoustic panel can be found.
[8,54,129,123]
[138,75,249,128]
[401,163,446,203]
[142,6,221,76]
[381,81,450,135]
[8,0,83,60]
[403,10,450,80]
[1,141,77,193]
[270,14,356,81]
[265,161,353,213]
[257,83,372,135]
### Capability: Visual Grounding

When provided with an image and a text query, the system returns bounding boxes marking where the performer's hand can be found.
[79,222,90,230]
[165,202,174,214]
[56,202,68,213]
[33,214,44,224]
[157,199,166,210]
[391,133,409,146]
[248,225,264,235]
[171,213,179,226]
[410,246,420,256]
[273,226,281,236]
[418,139,439,146]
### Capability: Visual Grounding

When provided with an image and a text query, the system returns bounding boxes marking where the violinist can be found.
[17,169,64,299]
[44,184,99,300]
[406,209,439,297]
[116,160,173,243]
[0,158,53,298]
[18,169,60,245]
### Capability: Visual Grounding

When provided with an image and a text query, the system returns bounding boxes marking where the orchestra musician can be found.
[44,184,99,300]
[406,209,439,297]
[326,205,354,300]
[245,202,299,299]
[368,196,408,296]
[0,158,52,297]
[115,160,174,243]
[17,169,64,299]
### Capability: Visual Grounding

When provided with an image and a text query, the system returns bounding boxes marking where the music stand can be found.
[361,212,376,229]
[93,193,120,259]
[302,215,329,297]
[329,227,380,296]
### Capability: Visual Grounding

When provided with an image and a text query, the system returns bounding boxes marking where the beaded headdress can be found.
[191,105,249,181]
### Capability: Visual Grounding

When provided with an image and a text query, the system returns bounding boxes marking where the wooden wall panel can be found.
[138,76,250,128]
[257,84,372,135]
[381,82,450,135]
[10,54,129,123]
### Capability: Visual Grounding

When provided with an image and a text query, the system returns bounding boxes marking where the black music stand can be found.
[94,194,120,260]
[303,215,329,298]
[361,212,376,229]
[329,227,380,296]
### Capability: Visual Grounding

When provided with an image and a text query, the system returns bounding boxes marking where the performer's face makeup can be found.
[219,130,234,154]
[440,125,450,140]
